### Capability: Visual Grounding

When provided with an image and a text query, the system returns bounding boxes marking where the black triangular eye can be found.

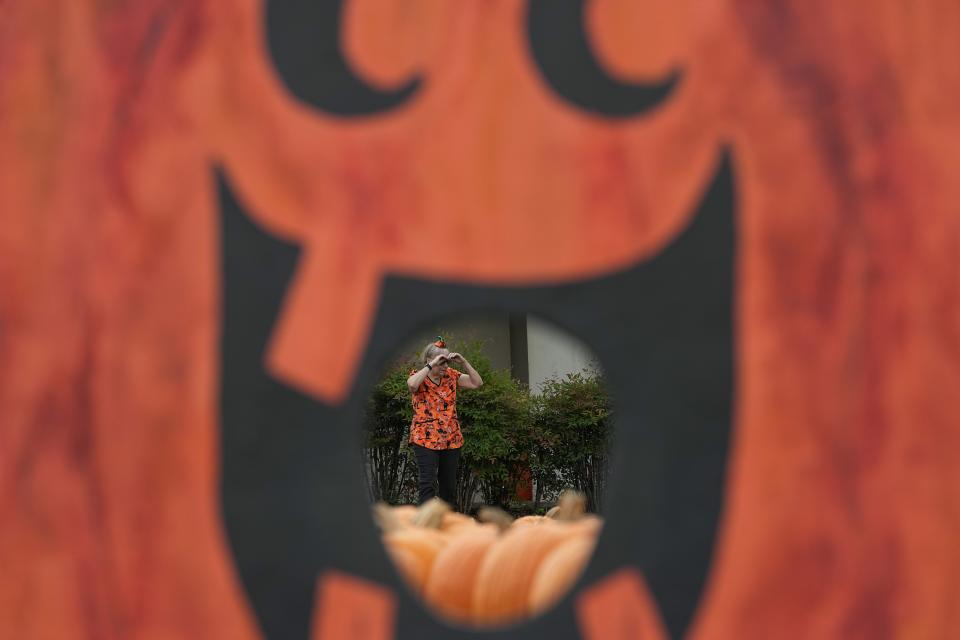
[527,0,680,117]
[266,0,420,116]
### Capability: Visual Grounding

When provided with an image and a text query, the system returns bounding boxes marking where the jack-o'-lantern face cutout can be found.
[215,0,736,637]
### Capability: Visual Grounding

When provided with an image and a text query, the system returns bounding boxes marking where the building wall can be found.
[526,315,600,394]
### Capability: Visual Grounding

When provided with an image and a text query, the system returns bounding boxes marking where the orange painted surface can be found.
[311,572,396,640]
[576,568,667,640]
[2,0,959,638]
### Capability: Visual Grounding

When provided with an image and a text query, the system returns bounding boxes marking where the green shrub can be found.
[530,372,613,511]
[453,339,534,512]
[362,355,418,504]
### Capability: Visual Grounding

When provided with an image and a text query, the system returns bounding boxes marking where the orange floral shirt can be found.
[409,367,464,450]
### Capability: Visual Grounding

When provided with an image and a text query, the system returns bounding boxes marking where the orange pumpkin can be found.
[439,511,475,532]
[472,521,585,624]
[385,504,604,626]
[385,545,431,596]
[512,515,549,527]
[423,526,499,622]
[382,528,446,595]
[529,535,597,615]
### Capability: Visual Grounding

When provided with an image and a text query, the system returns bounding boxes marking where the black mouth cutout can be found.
[217,151,736,639]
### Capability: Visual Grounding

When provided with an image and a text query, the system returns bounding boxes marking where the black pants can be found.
[412,444,460,507]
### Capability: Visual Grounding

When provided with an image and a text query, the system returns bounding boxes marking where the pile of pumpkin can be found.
[373,491,602,626]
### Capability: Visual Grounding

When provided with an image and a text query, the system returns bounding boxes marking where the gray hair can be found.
[421,343,449,364]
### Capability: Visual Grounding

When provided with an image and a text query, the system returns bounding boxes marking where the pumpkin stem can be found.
[477,506,514,533]
[411,498,450,529]
[372,502,402,533]
[552,490,587,521]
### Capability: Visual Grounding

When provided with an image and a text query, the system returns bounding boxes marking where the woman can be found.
[406,337,484,507]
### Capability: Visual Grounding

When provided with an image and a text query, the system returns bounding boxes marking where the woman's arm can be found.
[407,354,449,392]
[406,366,430,392]
[448,353,483,389]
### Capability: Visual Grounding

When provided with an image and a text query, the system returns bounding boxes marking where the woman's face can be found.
[434,349,450,375]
